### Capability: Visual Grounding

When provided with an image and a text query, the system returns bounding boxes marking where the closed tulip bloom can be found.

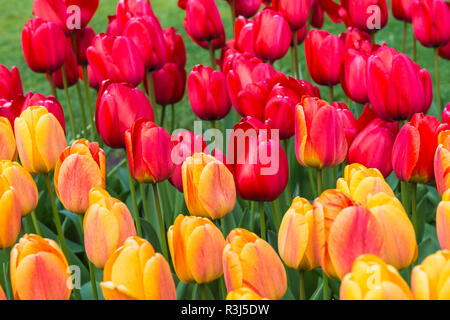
[348,0,389,33]
[106,15,120,36]
[14,106,67,174]
[412,0,450,48]
[367,46,432,121]
[10,234,72,300]
[184,0,225,43]
[168,214,226,284]
[226,287,265,300]
[223,228,287,299]
[340,27,371,50]
[116,0,157,34]
[101,236,176,300]
[22,92,66,131]
[87,34,145,87]
[278,197,319,270]
[95,81,154,148]
[292,24,309,47]
[253,9,292,62]
[182,153,236,220]
[340,254,413,300]
[73,26,96,66]
[295,97,348,169]
[434,130,450,196]
[0,65,23,101]
[51,40,80,89]
[347,118,398,177]
[152,63,186,107]
[22,18,66,73]
[437,190,450,250]
[439,41,450,60]
[54,139,105,214]
[443,104,450,126]
[392,0,415,22]
[163,27,186,68]
[272,0,313,31]
[411,250,450,299]
[0,161,38,217]
[125,119,175,184]
[0,117,16,161]
[0,175,21,249]
[226,0,262,18]
[392,113,448,183]
[188,65,231,121]
[331,102,357,146]
[84,188,137,269]
[234,17,255,56]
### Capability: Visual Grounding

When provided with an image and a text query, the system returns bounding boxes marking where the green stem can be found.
[332,166,337,187]
[328,86,334,104]
[271,201,281,231]
[259,201,266,241]
[250,201,255,230]
[402,21,407,53]
[411,182,418,241]
[401,181,410,215]
[152,183,169,261]
[30,210,42,236]
[229,0,236,26]
[140,183,150,221]
[308,168,317,198]
[200,283,207,300]
[434,48,442,117]
[220,276,227,299]
[160,106,166,128]
[147,72,157,115]
[208,41,216,70]
[299,270,305,300]
[323,271,329,300]
[75,81,88,138]
[107,158,126,179]
[293,31,300,79]
[171,104,175,133]
[316,169,323,195]
[77,215,98,300]
[62,65,77,140]
[370,32,375,43]
[48,74,58,99]
[125,155,142,237]
[82,66,96,140]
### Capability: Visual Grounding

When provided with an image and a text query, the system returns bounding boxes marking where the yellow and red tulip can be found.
[437,189,450,250]
[0,116,16,161]
[83,188,137,269]
[434,130,450,196]
[54,139,105,214]
[168,214,225,284]
[182,153,236,220]
[223,228,287,300]
[226,287,266,300]
[0,175,21,249]
[0,284,6,300]
[100,236,176,300]
[10,234,72,300]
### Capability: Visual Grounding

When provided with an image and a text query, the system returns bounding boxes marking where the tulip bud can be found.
[0,175,21,249]
[234,17,255,56]
[331,102,357,146]
[101,236,176,300]
[391,0,415,22]
[272,0,313,31]
[74,26,96,66]
[411,250,450,300]
[433,130,450,196]
[0,117,16,161]
[116,0,157,34]
[14,106,67,173]
[125,119,175,184]
[184,0,225,44]
[22,92,66,131]
[106,15,120,37]
[0,65,23,101]
[340,254,413,300]
[278,197,319,270]
[340,27,370,50]
[226,0,262,18]
[348,0,389,33]
[168,214,226,284]
[84,188,137,269]
[226,288,265,300]
[11,234,72,300]
[163,27,186,68]
[223,228,287,299]
[152,63,186,107]
[437,190,450,251]
[439,41,450,60]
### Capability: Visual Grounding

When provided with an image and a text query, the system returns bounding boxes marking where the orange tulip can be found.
[340,254,413,300]
[0,116,16,161]
[10,234,72,300]
[411,250,450,300]
[0,160,38,216]
[83,188,137,269]
[226,287,266,300]
[54,139,105,214]
[278,197,319,270]
[437,189,450,250]
[14,106,66,173]
[100,236,176,300]
[182,153,236,220]
[0,284,6,300]
[168,214,225,284]
[0,175,21,249]
[434,130,450,196]
[223,228,287,300]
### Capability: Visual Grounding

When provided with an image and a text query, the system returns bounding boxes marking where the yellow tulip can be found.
[0,116,16,161]
[0,175,21,249]
[437,189,450,250]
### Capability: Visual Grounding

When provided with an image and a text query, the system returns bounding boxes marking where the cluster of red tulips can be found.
[0,0,449,300]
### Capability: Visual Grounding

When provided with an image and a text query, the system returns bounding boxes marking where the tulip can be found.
[437,190,450,250]
[347,0,389,33]
[305,30,346,87]
[234,17,255,56]
[292,24,309,47]
[54,139,105,214]
[14,106,66,174]
[411,250,450,299]
[73,26,96,66]
[439,41,450,60]
[101,236,176,300]
[347,118,398,178]
[106,15,120,36]
[182,153,236,220]
[0,65,23,101]
[340,254,413,300]
[188,65,231,121]
[87,34,145,87]
[278,197,319,271]
[225,0,262,19]
[272,0,313,31]
[123,16,167,72]
[50,40,80,89]
[253,9,292,62]
[152,63,186,107]
[170,131,209,192]
[95,81,154,148]
[0,175,21,249]
[340,27,370,50]
[310,0,324,28]
[22,17,66,73]
[64,0,100,29]
[226,287,265,300]
[295,97,348,169]
[0,285,5,300]
[83,188,137,269]
[392,113,448,183]
[163,27,187,68]
[0,117,16,161]
[22,92,66,131]
[392,0,415,22]
[0,160,38,216]
[10,234,72,300]
[367,46,432,121]
[125,119,175,184]
[411,0,450,48]
[184,0,224,46]
[168,215,226,284]
[116,0,157,34]
[32,0,68,33]
[443,104,450,126]
[223,228,287,299]
[331,102,357,146]
[434,130,450,196]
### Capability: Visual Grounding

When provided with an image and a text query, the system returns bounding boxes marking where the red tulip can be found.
[443,104,450,126]
[234,17,255,56]
[355,103,378,133]
[367,45,432,121]
[178,0,188,10]
[106,15,120,36]
[291,24,309,47]
[22,92,66,131]
[188,65,231,121]
[95,81,154,148]
[22,17,66,73]
[86,33,145,87]
[348,118,398,177]
[50,40,80,89]
[0,66,23,101]
[391,0,415,22]
[310,0,324,28]
[339,27,371,50]
[163,27,186,68]
[272,0,313,31]
[116,0,156,34]
[125,119,175,184]
[411,0,450,48]
[152,63,186,107]
[347,0,389,33]
[305,29,345,86]
[184,0,225,44]
[225,0,262,18]
[73,26,95,65]
[439,41,450,60]
[253,9,292,62]
[64,0,99,28]
[331,102,357,146]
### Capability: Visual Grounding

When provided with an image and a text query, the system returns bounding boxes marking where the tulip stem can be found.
[370,32,375,44]
[259,201,266,241]
[62,65,77,140]
[75,82,88,139]
[322,271,329,300]
[412,32,417,62]
[308,168,317,198]
[48,74,58,99]
[140,183,150,221]
[208,41,216,70]
[160,106,166,128]
[299,270,305,300]
[434,48,442,117]
[200,283,207,300]
[292,31,300,79]
[402,21,407,53]
[125,155,142,237]
[146,72,157,113]
[411,182,418,241]
[271,201,281,231]
[171,104,176,132]
[152,183,169,261]
[82,66,96,140]
[107,158,127,179]
[401,181,410,215]
[328,86,334,104]
[316,169,323,195]
[229,0,236,26]
[30,210,42,236]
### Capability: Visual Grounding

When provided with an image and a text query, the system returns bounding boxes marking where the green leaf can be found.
[141,219,163,254]
[80,280,104,300]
